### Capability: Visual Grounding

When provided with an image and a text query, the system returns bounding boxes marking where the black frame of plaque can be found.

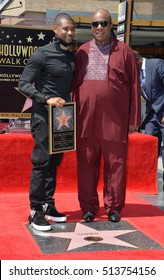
[48,102,76,154]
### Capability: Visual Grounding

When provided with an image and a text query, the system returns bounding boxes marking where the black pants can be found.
[29,116,63,211]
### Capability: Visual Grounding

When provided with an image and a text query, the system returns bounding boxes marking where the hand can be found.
[129,125,139,134]
[47,97,66,107]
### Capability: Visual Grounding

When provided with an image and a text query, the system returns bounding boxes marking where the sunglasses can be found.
[91,21,110,28]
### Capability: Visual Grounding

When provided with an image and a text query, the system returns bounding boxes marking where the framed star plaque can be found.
[48,102,76,154]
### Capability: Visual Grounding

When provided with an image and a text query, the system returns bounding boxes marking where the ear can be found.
[53,25,58,35]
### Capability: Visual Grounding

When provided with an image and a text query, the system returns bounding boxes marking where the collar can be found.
[59,44,69,51]
[94,38,112,48]
[142,58,146,71]
[53,37,70,51]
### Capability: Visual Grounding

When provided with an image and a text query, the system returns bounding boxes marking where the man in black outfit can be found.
[18,13,75,231]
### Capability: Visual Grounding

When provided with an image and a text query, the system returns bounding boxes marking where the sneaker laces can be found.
[42,203,49,213]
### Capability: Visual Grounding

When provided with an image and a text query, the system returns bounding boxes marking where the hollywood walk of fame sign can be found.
[0,25,53,119]
[48,102,76,154]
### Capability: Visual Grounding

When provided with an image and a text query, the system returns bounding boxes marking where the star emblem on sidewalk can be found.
[33,222,138,251]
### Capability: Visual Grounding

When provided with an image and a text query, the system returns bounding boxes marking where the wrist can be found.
[43,96,50,104]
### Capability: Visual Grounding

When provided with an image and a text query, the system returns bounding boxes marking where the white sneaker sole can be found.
[31,222,52,231]
[45,215,67,222]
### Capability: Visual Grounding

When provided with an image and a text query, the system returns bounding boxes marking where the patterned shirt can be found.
[84,40,111,81]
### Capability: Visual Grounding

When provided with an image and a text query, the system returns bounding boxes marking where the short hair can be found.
[54,13,75,25]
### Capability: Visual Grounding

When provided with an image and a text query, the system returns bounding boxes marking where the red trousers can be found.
[76,137,128,216]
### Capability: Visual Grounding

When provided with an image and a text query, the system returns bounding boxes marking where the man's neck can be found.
[95,38,111,47]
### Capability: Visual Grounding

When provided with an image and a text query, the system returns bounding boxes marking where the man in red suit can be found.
[73,9,141,222]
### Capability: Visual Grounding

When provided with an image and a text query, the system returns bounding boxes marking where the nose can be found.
[67,29,74,35]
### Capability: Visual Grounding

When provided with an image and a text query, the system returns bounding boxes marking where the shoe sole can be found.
[84,219,94,222]
[109,218,120,222]
[84,217,94,222]
[45,215,67,222]
[31,222,52,231]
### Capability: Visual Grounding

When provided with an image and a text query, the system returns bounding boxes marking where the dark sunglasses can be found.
[91,21,110,28]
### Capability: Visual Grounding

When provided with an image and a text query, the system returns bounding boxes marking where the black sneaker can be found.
[28,210,52,231]
[43,204,67,222]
